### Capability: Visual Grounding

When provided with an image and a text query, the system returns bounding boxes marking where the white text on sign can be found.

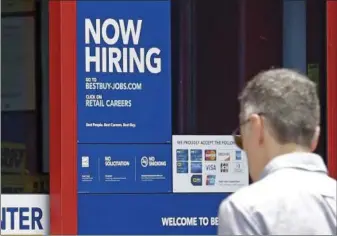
[161,217,219,227]
[85,19,161,74]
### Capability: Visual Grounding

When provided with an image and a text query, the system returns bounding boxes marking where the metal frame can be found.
[49,1,77,234]
[327,1,337,179]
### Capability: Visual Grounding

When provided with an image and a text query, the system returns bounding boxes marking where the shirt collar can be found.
[260,152,328,180]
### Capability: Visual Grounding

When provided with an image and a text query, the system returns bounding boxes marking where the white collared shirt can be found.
[218,152,337,235]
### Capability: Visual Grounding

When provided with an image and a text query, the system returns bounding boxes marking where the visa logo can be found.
[205,164,216,171]
[1,207,43,230]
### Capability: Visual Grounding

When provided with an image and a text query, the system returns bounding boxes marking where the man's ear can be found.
[311,126,320,152]
[250,114,264,145]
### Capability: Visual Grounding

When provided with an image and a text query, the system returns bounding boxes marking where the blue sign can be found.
[77,144,172,193]
[78,193,230,235]
[76,0,171,143]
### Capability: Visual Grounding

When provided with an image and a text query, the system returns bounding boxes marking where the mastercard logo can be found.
[205,150,216,161]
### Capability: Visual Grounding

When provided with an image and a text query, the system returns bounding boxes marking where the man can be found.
[218,69,337,235]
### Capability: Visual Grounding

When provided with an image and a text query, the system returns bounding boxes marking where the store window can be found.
[1,0,49,193]
[172,0,327,161]
[1,0,327,193]
[172,0,242,135]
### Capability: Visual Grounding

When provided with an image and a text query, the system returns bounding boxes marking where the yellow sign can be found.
[28,175,50,193]
[1,142,26,173]
[2,174,50,193]
[1,0,35,13]
[2,174,27,193]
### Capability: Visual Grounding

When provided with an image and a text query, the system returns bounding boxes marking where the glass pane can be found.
[1,0,49,194]
[306,0,327,160]
[172,0,327,159]
[172,0,241,135]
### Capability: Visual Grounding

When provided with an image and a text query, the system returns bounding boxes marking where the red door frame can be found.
[49,1,77,234]
[48,1,336,234]
[327,1,337,180]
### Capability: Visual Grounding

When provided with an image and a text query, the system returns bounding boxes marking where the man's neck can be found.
[268,143,311,161]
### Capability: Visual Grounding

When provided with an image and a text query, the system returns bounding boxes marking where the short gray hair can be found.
[239,68,320,148]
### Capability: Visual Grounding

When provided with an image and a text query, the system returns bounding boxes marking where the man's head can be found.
[238,68,320,181]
